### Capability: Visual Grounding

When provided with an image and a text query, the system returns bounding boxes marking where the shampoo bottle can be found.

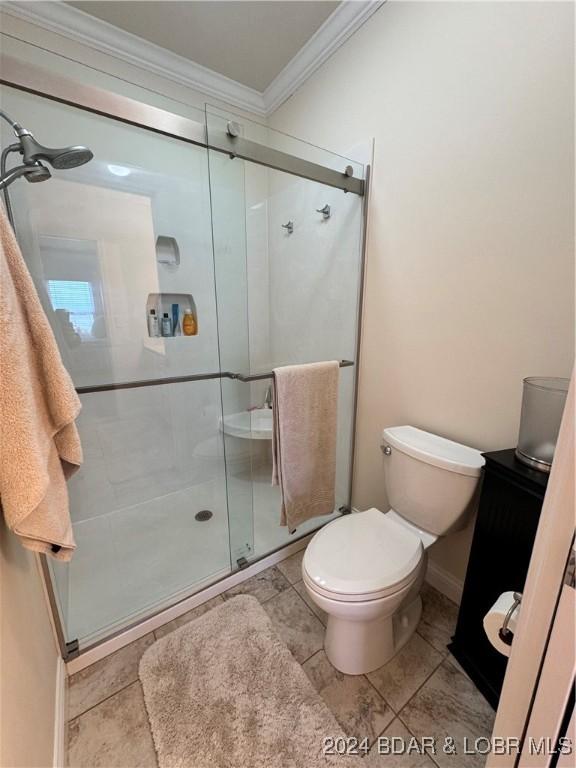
[171,303,180,336]
[182,309,197,336]
[161,312,173,337]
[147,308,160,337]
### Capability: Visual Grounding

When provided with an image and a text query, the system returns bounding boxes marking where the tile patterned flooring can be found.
[66,552,495,767]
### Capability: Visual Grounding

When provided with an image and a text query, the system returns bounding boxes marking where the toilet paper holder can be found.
[498,591,522,646]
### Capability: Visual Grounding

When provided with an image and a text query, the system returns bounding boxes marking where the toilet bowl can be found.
[302,426,484,675]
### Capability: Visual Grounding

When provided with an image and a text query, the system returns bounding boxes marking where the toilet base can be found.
[324,595,423,675]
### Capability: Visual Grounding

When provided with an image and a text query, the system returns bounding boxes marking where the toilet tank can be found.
[382,426,485,536]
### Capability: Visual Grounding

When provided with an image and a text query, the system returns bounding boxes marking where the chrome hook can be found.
[281,220,294,234]
[316,204,331,220]
[226,121,241,138]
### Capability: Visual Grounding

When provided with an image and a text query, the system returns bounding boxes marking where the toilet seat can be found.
[303,508,423,603]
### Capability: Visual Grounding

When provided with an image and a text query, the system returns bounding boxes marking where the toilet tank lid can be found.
[383,426,485,477]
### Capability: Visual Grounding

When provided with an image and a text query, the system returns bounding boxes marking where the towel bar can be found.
[230,360,354,382]
[76,360,354,394]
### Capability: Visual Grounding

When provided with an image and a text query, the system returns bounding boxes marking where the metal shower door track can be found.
[0,55,365,195]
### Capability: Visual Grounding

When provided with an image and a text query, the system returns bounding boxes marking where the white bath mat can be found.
[139,595,360,768]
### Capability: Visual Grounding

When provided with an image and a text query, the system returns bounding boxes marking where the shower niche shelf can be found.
[146,293,197,338]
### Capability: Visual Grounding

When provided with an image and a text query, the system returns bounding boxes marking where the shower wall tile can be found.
[96,412,174,485]
[70,380,227,522]
[23,139,221,388]
[68,454,116,523]
[209,150,250,375]
[245,161,272,373]
[68,514,122,640]
[268,172,361,367]
[267,170,363,511]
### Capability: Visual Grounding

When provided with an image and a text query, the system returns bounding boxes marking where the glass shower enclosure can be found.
[0,58,366,656]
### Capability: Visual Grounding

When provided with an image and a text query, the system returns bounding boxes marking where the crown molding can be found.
[263,1,385,114]
[1,0,267,115]
[1,1,385,118]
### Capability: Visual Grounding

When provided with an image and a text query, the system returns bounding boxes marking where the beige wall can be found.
[0,523,59,767]
[269,1,575,582]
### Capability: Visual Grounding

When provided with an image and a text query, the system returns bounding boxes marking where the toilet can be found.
[302,425,484,675]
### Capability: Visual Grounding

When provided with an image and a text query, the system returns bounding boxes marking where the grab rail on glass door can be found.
[229,360,354,382]
[75,360,354,394]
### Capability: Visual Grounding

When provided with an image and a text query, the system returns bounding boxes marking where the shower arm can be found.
[0,109,27,227]
[0,108,27,138]
[1,144,21,226]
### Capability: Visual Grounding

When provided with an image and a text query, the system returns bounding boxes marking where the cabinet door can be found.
[451,467,544,704]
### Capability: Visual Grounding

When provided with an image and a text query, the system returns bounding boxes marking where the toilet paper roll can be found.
[483,591,521,657]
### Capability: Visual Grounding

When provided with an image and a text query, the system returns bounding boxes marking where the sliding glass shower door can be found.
[0,86,236,647]
[0,75,365,652]
[206,109,365,565]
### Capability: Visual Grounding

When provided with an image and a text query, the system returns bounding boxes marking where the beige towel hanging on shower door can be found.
[272,361,339,533]
[0,207,82,560]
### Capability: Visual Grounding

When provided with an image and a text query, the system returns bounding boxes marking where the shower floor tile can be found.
[66,480,230,644]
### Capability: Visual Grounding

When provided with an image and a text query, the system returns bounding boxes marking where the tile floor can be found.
[66,553,495,768]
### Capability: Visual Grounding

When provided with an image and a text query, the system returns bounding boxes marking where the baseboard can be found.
[53,657,66,767]
[425,560,464,605]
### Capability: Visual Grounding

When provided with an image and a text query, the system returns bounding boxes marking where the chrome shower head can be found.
[19,133,93,169]
[0,109,94,175]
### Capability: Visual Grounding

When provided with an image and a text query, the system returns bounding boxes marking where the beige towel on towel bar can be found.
[0,207,82,560]
[272,361,339,532]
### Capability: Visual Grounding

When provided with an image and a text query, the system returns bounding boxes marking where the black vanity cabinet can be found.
[448,449,548,709]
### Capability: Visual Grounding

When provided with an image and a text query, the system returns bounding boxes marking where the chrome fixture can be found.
[226,120,241,138]
[382,444,392,456]
[263,385,273,409]
[0,107,93,226]
[0,159,50,190]
[498,592,522,646]
[316,204,331,220]
[18,132,93,169]
[0,108,93,176]
[281,220,294,234]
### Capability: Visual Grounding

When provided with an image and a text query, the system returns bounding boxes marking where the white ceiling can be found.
[5,1,383,114]
[67,1,340,91]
